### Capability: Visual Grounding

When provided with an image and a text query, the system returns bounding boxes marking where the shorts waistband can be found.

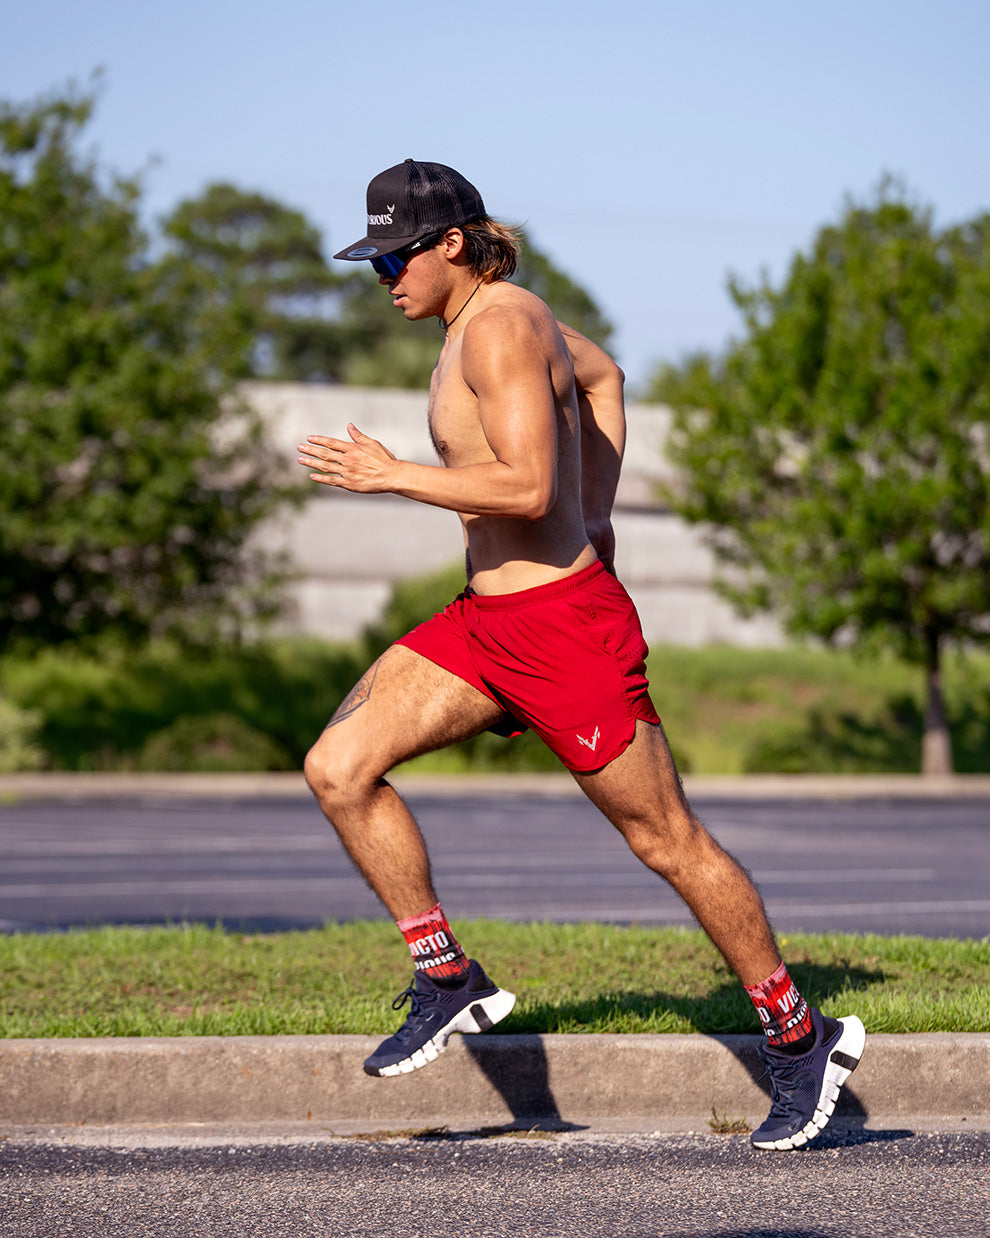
[468,560,606,611]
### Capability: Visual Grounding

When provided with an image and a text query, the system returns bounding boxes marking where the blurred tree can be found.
[0,84,298,654]
[646,181,990,776]
[515,231,614,351]
[161,182,352,381]
[161,190,614,392]
[335,266,441,389]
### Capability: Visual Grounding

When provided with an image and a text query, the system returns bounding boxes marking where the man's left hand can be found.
[297,425,397,493]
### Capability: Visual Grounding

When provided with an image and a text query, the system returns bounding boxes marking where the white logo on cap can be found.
[368,212,393,226]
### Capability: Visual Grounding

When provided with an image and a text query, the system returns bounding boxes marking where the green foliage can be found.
[653,181,990,665]
[0,84,299,652]
[335,267,442,389]
[648,181,990,771]
[161,181,352,382]
[136,712,294,772]
[361,560,468,661]
[3,636,990,774]
[0,697,44,771]
[1,922,986,1038]
[0,638,363,770]
[515,232,614,351]
[159,182,615,393]
[646,642,990,775]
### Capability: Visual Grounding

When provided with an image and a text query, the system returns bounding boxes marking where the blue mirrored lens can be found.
[371,251,406,278]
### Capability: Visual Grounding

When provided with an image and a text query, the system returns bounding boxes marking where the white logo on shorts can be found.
[576,726,600,752]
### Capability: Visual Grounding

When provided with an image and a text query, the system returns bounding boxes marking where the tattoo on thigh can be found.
[326,661,380,729]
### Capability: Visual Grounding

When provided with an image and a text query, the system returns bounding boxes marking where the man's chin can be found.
[398,304,434,323]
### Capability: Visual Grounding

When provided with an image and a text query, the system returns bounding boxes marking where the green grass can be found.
[1,921,987,1039]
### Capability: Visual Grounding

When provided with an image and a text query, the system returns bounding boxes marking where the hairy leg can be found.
[573,721,781,987]
[304,644,504,920]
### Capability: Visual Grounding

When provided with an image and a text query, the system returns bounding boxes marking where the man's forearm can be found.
[299,427,556,519]
[385,457,556,520]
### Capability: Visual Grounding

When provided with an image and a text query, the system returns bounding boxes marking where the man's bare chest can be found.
[427,359,490,466]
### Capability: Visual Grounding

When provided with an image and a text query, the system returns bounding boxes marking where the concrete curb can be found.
[2,1033,988,1132]
[4,771,990,800]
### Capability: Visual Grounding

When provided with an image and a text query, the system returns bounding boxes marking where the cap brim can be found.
[333,233,422,262]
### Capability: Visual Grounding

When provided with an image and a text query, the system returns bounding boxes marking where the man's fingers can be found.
[302,435,349,454]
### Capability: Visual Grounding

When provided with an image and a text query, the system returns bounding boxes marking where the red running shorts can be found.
[395,560,661,772]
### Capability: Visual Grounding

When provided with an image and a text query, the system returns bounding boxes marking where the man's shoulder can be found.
[465,282,558,342]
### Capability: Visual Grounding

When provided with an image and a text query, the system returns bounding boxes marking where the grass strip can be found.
[1,921,987,1039]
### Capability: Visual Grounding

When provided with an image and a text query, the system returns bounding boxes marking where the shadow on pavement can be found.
[462,1034,588,1132]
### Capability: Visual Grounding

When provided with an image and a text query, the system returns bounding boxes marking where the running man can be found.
[298,159,865,1150]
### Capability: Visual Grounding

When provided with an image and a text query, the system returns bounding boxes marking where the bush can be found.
[361,560,467,663]
[137,713,294,772]
[0,639,364,771]
[0,697,45,771]
[4,577,990,775]
[742,700,923,774]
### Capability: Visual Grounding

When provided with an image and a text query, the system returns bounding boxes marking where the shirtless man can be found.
[298,160,865,1150]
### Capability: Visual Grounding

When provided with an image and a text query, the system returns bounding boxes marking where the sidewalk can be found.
[4,770,990,800]
[2,1032,988,1134]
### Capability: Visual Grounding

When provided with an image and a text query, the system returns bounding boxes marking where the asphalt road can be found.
[2,792,989,938]
[2,1128,988,1238]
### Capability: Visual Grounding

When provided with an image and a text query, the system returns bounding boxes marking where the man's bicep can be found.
[465,321,558,466]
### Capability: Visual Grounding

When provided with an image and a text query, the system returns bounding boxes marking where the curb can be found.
[4,771,990,801]
[2,1033,988,1132]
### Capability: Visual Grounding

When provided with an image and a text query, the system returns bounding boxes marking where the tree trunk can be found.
[921,631,953,777]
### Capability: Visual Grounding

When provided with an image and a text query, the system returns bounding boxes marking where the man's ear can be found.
[438,228,467,260]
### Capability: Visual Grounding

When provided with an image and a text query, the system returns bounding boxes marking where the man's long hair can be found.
[460,216,521,282]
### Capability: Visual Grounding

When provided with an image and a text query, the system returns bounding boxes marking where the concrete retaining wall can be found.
[247,382,783,647]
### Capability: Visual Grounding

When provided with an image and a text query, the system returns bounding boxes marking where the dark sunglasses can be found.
[370,233,442,279]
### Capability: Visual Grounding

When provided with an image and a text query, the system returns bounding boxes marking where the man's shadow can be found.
[462,1033,585,1132]
[457,960,909,1144]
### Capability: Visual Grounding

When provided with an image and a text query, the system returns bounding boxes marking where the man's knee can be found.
[620,803,713,879]
[304,730,382,811]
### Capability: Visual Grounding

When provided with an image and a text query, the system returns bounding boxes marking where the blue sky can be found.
[4,0,989,390]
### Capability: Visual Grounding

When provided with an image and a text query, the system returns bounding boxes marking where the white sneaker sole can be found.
[374,987,517,1077]
[752,1015,867,1150]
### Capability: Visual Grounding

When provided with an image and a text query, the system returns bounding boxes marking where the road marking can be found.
[451,868,939,886]
[0,835,333,856]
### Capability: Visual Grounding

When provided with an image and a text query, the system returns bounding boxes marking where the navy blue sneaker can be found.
[751,1008,866,1150]
[363,959,516,1078]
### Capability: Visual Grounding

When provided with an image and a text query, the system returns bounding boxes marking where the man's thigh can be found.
[571,719,691,834]
[310,643,506,775]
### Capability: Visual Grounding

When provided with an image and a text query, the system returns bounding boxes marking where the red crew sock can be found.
[745,962,815,1050]
[396,903,470,986]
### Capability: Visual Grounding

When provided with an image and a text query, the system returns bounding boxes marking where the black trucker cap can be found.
[334,159,485,261]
